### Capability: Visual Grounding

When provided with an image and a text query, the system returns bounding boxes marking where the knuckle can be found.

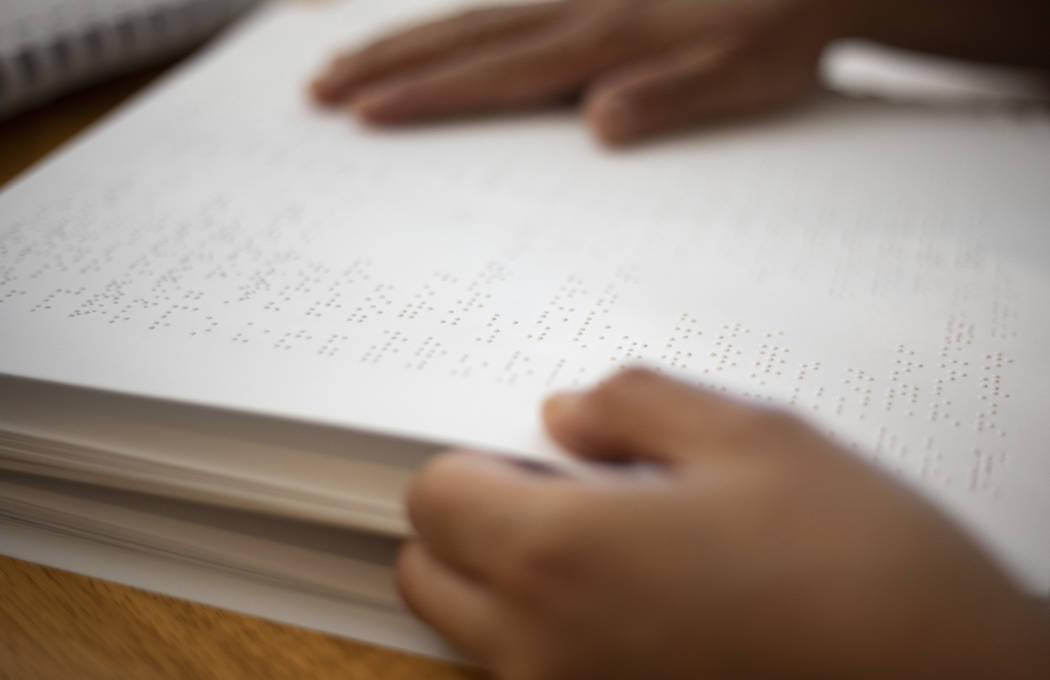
[492,496,582,594]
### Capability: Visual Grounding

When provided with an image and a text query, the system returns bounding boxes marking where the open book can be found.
[1,0,1048,660]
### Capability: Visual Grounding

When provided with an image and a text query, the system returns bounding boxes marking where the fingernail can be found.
[542,392,583,422]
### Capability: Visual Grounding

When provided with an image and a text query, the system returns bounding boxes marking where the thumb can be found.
[543,368,753,466]
[583,34,822,145]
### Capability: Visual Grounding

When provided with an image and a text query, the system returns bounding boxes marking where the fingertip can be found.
[584,94,641,146]
[393,537,495,659]
[394,538,425,604]
[543,367,720,465]
[309,58,358,104]
[308,77,340,105]
[351,82,417,124]
[543,391,603,456]
[350,90,384,121]
[541,392,583,427]
[395,538,419,586]
[409,450,486,502]
[407,449,531,526]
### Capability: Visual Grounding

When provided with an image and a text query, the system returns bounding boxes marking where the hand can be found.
[397,368,1050,679]
[310,0,859,144]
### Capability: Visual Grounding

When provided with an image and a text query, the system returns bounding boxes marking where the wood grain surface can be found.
[0,23,482,680]
[0,555,481,680]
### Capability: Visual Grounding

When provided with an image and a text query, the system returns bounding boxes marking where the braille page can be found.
[1,0,1048,591]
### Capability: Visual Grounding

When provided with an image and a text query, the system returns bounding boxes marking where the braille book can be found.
[0,0,1048,660]
[0,0,255,120]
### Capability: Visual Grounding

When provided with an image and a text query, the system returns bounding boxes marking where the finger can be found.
[311,3,562,104]
[406,451,567,580]
[584,36,821,145]
[396,539,497,660]
[353,19,624,124]
[543,367,756,465]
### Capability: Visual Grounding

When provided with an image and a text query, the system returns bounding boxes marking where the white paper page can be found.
[823,40,1050,103]
[1,0,1049,592]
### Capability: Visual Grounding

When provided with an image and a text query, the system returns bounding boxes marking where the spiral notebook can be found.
[0,0,255,119]
[1,0,1048,661]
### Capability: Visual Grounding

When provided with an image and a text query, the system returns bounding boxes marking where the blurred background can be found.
[0,0,257,182]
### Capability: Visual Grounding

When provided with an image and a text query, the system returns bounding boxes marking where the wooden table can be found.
[0,61,482,680]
